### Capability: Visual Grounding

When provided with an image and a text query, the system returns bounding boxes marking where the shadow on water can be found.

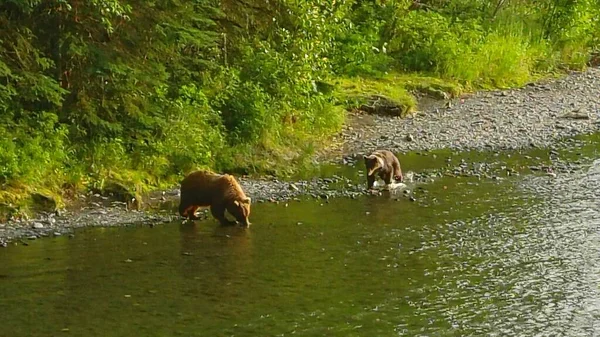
[2,133,600,336]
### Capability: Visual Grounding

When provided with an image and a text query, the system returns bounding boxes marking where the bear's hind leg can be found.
[188,206,202,220]
[179,201,189,217]
[181,204,201,220]
[179,194,201,219]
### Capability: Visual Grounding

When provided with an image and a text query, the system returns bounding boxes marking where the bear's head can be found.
[227,197,252,227]
[363,154,384,176]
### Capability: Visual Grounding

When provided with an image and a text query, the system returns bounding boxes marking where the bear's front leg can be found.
[392,160,403,182]
[366,174,376,189]
[382,170,393,185]
[210,205,236,226]
[381,171,394,190]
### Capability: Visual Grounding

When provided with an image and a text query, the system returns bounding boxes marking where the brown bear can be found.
[178,170,252,227]
[363,149,403,189]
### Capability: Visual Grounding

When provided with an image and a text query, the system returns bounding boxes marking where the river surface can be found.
[1,136,600,337]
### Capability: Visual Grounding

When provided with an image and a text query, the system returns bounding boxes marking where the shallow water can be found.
[2,137,600,336]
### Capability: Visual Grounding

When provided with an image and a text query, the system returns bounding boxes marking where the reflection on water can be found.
[2,159,600,336]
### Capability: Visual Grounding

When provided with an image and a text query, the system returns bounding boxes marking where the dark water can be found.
[2,138,600,337]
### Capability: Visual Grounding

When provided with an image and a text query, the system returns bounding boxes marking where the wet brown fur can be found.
[178,170,252,227]
[363,150,403,189]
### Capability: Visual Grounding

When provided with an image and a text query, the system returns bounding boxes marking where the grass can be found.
[0,184,64,221]
[215,114,344,177]
[334,73,464,116]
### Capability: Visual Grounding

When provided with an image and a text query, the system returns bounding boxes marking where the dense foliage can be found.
[1,0,599,212]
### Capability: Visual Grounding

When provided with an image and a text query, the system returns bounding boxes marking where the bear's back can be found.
[181,170,247,204]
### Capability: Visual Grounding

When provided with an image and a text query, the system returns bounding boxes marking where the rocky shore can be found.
[1,67,599,246]
[329,67,600,160]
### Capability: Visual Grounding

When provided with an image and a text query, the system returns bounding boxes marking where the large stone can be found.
[31,192,58,211]
[358,95,411,117]
[101,182,137,203]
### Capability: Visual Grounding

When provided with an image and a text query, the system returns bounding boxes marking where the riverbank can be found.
[1,67,599,246]
[323,67,600,161]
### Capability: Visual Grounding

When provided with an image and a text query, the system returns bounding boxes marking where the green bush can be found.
[0,113,68,187]
[158,85,225,175]
[215,76,274,145]
[441,31,536,87]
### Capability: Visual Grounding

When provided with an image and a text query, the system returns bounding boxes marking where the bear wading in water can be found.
[179,170,252,227]
[363,149,403,190]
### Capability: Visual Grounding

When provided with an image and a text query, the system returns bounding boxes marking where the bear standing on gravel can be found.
[179,170,252,227]
[363,150,404,189]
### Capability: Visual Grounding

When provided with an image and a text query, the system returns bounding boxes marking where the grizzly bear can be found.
[363,149,403,189]
[179,170,252,227]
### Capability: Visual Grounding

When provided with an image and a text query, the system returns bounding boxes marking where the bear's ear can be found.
[234,198,251,206]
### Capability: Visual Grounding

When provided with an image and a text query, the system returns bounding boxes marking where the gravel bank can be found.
[0,173,428,246]
[327,67,600,161]
[2,68,600,245]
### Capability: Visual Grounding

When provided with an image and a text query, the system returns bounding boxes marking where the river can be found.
[1,135,600,336]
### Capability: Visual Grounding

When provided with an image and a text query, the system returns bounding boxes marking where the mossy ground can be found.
[335,73,464,117]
